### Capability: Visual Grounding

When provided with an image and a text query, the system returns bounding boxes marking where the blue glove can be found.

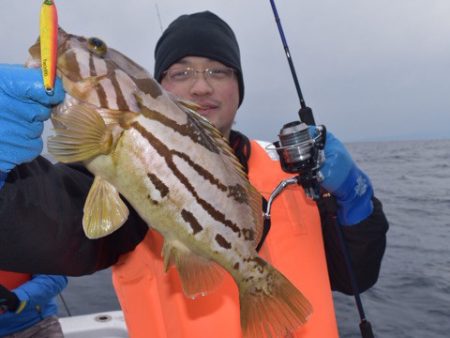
[318,131,374,225]
[0,64,65,181]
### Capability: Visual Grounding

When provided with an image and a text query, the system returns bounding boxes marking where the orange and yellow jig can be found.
[39,0,58,95]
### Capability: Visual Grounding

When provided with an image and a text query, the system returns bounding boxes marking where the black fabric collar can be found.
[229,130,270,251]
[229,129,251,174]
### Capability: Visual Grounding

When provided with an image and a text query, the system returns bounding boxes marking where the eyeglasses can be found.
[162,66,236,84]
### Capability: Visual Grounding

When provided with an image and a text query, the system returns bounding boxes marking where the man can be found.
[111,11,388,338]
[0,11,388,338]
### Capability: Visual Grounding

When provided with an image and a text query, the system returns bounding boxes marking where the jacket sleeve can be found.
[0,156,148,276]
[318,194,389,295]
[13,275,68,306]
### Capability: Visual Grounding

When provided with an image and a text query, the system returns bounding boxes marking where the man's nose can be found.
[189,74,213,94]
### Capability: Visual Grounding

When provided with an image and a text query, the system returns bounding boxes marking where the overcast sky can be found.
[2,0,449,143]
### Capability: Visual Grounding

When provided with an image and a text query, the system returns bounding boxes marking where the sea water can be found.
[334,138,450,338]
[59,139,450,338]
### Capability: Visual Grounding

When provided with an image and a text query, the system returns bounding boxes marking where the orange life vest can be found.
[0,270,31,290]
[112,140,339,338]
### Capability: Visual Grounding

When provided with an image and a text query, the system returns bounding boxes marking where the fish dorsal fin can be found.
[83,176,129,239]
[48,104,114,163]
[162,240,224,299]
[172,95,202,112]
[174,97,265,249]
[171,97,246,177]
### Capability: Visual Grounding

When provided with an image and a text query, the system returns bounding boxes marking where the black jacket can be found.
[0,131,388,295]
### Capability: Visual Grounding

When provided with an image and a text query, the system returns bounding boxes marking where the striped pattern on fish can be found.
[26,28,312,337]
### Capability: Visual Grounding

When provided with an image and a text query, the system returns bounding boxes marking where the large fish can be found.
[27,28,312,337]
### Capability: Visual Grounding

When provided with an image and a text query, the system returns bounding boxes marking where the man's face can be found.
[160,56,240,138]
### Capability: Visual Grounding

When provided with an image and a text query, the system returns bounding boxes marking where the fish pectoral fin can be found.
[99,109,139,127]
[83,176,129,239]
[48,104,114,163]
[162,241,224,299]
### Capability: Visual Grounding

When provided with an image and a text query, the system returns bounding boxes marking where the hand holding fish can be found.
[0,64,64,173]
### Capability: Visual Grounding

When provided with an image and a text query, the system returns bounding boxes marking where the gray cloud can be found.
[3,0,449,143]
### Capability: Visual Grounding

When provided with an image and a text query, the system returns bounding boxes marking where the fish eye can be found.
[87,37,107,57]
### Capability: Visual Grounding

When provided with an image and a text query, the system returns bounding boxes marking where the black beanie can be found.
[154,11,244,106]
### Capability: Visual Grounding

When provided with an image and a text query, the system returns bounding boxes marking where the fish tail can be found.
[239,265,312,338]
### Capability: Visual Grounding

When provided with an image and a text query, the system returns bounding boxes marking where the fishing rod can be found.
[268,0,314,126]
[266,1,375,337]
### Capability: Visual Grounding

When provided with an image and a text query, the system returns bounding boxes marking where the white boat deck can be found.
[59,310,129,338]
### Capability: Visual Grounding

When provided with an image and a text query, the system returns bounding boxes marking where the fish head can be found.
[27,27,163,119]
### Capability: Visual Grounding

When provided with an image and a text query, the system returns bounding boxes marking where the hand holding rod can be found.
[268,1,374,337]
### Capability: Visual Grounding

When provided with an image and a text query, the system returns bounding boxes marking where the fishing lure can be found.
[39,0,58,95]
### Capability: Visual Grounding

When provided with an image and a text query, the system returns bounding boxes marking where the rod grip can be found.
[359,319,375,338]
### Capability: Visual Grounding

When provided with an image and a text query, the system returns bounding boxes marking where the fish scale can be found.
[27,27,313,337]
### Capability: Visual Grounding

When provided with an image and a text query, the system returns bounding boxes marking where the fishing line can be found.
[267,1,375,337]
[154,2,164,33]
[58,293,72,317]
